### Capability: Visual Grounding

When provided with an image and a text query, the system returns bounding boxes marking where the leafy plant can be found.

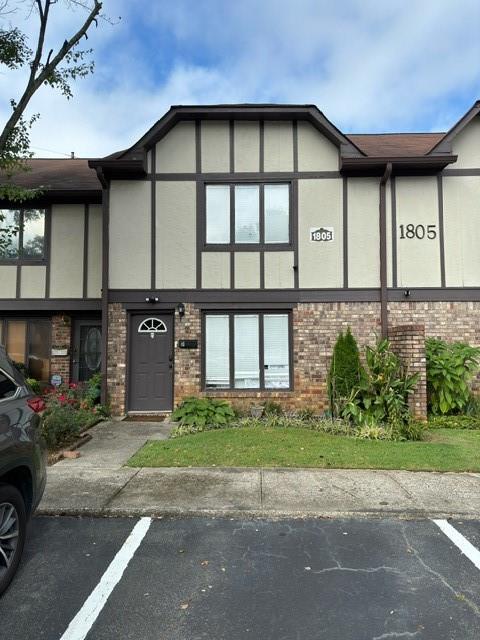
[84,372,102,406]
[428,415,480,430]
[426,338,480,415]
[342,338,419,429]
[41,405,94,449]
[356,424,391,440]
[172,397,235,429]
[26,377,40,394]
[262,400,284,416]
[328,328,364,416]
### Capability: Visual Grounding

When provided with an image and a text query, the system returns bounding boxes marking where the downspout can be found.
[379,162,392,339]
[96,168,109,405]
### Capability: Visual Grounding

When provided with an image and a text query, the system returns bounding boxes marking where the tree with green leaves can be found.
[328,327,364,416]
[0,0,106,252]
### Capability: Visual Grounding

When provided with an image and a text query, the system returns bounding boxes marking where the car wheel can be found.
[0,483,26,596]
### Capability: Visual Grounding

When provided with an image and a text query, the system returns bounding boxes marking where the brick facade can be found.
[105,301,480,418]
[50,314,72,384]
[389,324,427,420]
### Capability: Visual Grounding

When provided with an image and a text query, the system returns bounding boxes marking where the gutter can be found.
[379,163,392,338]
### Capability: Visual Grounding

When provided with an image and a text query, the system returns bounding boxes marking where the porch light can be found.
[177,303,186,318]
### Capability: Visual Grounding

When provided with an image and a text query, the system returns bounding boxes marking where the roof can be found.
[347,133,445,157]
[0,158,100,191]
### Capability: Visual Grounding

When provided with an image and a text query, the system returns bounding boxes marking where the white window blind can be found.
[234,314,260,388]
[264,314,289,388]
[235,185,259,243]
[264,184,289,243]
[205,315,230,388]
[206,185,230,243]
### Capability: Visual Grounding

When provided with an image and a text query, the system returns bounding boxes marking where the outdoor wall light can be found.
[177,302,186,317]
[403,289,411,298]
[145,296,159,303]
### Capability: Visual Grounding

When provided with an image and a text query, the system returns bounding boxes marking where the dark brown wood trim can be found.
[83,204,89,299]
[292,120,298,173]
[343,177,348,288]
[109,288,382,304]
[437,174,446,288]
[151,150,156,289]
[15,264,21,299]
[441,169,480,176]
[100,183,109,404]
[0,299,102,311]
[230,251,235,290]
[195,120,201,173]
[379,163,392,338]
[259,121,264,173]
[229,120,234,173]
[203,243,292,252]
[152,171,341,181]
[391,176,397,288]
[387,288,480,302]
[196,302,297,310]
[260,251,265,290]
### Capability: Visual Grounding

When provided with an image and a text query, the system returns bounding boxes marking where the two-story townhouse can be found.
[1,101,479,417]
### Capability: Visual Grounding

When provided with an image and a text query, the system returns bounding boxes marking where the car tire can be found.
[0,483,27,597]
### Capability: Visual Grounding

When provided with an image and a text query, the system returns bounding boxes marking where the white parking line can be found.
[59,517,152,640]
[432,519,480,571]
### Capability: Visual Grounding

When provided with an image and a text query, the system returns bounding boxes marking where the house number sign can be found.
[310,227,334,242]
[399,224,437,240]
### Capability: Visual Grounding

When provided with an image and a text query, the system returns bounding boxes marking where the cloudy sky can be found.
[1,0,479,158]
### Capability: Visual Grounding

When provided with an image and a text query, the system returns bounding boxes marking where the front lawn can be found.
[127,427,480,472]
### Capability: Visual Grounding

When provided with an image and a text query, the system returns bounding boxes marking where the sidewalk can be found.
[38,420,480,519]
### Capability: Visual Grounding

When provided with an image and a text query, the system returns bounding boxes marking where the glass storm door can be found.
[73,320,102,382]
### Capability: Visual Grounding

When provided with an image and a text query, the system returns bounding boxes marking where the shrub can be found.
[171,397,235,428]
[328,328,364,416]
[428,415,480,430]
[26,378,41,395]
[262,400,284,416]
[342,338,419,429]
[41,405,94,449]
[84,372,102,406]
[396,420,425,441]
[356,424,392,440]
[426,338,480,415]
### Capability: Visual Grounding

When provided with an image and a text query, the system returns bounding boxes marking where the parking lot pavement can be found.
[2,517,480,640]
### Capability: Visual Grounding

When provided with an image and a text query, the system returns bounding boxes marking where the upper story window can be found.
[0,208,46,261]
[205,183,290,246]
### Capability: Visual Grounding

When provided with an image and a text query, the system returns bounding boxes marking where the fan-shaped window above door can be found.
[138,318,167,334]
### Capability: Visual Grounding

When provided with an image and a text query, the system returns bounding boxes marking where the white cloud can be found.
[1,0,479,157]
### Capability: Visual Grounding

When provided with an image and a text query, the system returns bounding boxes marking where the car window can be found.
[0,370,18,400]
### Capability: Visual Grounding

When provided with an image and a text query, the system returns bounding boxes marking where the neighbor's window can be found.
[0,318,51,382]
[204,312,290,390]
[205,183,290,245]
[0,209,46,260]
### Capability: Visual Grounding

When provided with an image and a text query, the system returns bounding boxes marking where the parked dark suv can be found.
[0,346,46,595]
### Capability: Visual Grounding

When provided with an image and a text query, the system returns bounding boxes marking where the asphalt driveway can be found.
[1,516,480,639]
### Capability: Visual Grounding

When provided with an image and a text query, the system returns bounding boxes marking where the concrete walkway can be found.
[39,420,480,519]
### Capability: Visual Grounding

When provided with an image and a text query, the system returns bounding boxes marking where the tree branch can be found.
[0,0,102,153]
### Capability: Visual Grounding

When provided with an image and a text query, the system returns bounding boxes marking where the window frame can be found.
[0,207,49,265]
[0,317,52,382]
[201,310,293,391]
[203,181,293,251]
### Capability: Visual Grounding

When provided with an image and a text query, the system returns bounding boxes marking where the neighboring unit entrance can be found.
[72,319,102,382]
[128,314,174,412]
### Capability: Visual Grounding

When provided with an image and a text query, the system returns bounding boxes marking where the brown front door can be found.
[128,314,174,412]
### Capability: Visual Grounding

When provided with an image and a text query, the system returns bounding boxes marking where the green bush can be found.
[328,328,364,416]
[342,338,419,429]
[172,397,235,429]
[262,400,284,416]
[428,415,480,430]
[426,338,480,415]
[41,405,94,449]
[84,372,102,406]
[26,378,41,395]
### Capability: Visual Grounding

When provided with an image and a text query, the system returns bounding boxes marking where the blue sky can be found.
[1,0,479,157]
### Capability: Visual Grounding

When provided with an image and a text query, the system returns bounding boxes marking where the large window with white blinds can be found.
[204,312,291,390]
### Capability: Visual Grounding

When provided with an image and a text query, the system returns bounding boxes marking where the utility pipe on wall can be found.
[379,163,392,339]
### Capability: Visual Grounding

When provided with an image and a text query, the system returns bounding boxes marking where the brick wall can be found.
[50,314,72,384]
[389,324,427,420]
[107,303,128,415]
[107,300,480,417]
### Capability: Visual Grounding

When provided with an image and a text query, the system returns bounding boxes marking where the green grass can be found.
[127,427,480,472]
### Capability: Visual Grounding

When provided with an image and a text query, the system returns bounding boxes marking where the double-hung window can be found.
[204,312,291,390]
[205,183,290,246]
[0,208,46,261]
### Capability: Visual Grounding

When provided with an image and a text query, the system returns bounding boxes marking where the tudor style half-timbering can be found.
[1,101,480,416]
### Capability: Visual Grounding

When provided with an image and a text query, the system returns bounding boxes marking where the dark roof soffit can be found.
[428,100,480,155]
[117,104,366,160]
[341,154,457,176]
